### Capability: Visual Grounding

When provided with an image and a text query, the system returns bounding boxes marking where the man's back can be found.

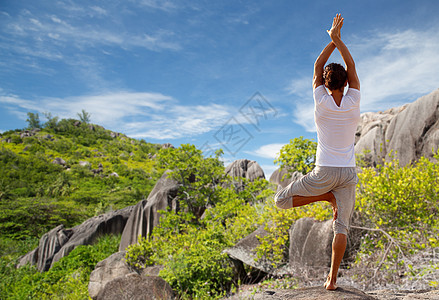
[314,85,361,167]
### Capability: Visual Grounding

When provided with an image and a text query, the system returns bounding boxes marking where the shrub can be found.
[274,136,317,176]
[0,234,120,299]
[353,153,439,283]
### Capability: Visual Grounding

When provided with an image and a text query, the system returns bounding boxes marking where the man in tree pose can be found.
[274,14,360,290]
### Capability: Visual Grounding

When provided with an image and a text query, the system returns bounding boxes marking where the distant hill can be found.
[0,118,165,239]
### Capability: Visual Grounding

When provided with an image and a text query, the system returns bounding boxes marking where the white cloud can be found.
[2,11,181,62]
[355,29,439,111]
[125,103,232,139]
[250,143,284,159]
[136,0,179,11]
[288,28,439,132]
[286,76,310,97]
[0,91,238,140]
[90,6,108,16]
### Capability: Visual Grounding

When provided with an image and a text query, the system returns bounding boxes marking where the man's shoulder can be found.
[313,85,328,101]
[346,87,360,97]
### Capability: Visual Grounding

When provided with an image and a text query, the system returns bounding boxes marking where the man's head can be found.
[323,63,347,91]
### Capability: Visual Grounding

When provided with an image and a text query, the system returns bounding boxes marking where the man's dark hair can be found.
[323,63,347,91]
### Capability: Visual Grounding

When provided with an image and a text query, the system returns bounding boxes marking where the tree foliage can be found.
[77,109,91,124]
[157,144,226,219]
[26,112,41,129]
[274,136,317,175]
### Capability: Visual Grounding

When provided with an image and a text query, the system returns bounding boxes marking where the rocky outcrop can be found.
[225,286,376,300]
[225,159,265,192]
[89,251,134,299]
[20,129,40,139]
[355,89,439,166]
[118,171,179,251]
[161,143,174,149]
[223,224,277,283]
[225,159,265,181]
[225,217,363,283]
[289,218,331,269]
[16,224,73,271]
[96,273,174,300]
[225,285,439,300]
[88,251,165,299]
[17,206,134,272]
[289,218,333,269]
[52,157,66,166]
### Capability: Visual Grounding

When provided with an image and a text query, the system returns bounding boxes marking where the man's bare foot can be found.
[326,192,338,221]
[324,275,338,290]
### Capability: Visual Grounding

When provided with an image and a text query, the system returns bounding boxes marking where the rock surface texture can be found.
[289,218,332,269]
[225,286,376,300]
[355,89,439,166]
[225,159,265,181]
[17,206,133,271]
[225,286,439,300]
[88,251,133,299]
[119,170,179,251]
[224,225,273,273]
[88,250,165,299]
[96,273,174,300]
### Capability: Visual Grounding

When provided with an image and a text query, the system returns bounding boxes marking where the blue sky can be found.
[1,0,439,178]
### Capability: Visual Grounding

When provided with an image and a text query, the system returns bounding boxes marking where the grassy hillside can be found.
[0,118,163,241]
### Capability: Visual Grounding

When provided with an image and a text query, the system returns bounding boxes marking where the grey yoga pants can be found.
[274,166,358,235]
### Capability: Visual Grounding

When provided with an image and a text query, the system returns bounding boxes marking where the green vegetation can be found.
[126,145,270,298]
[1,116,438,299]
[0,234,121,299]
[354,154,439,284]
[274,136,317,175]
[0,116,161,240]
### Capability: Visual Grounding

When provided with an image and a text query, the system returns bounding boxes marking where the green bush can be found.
[0,234,121,299]
[274,136,317,176]
[354,154,439,282]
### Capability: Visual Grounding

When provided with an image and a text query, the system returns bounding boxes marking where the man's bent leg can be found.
[275,192,338,220]
[293,193,338,220]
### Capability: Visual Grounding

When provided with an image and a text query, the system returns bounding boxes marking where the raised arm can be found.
[327,14,360,90]
[313,42,336,89]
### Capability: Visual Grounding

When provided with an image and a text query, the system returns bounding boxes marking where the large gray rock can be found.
[354,109,399,166]
[288,217,364,279]
[96,273,174,300]
[385,89,439,166]
[225,159,265,193]
[89,251,134,299]
[225,286,376,300]
[119,171,179,251]
[16,224,72,271]
[17,206,134,271]
[225,159,265,181]
[368,289,439,300]
[355,89,439,166]
[289,218,333,269]
[223,223,278,281]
